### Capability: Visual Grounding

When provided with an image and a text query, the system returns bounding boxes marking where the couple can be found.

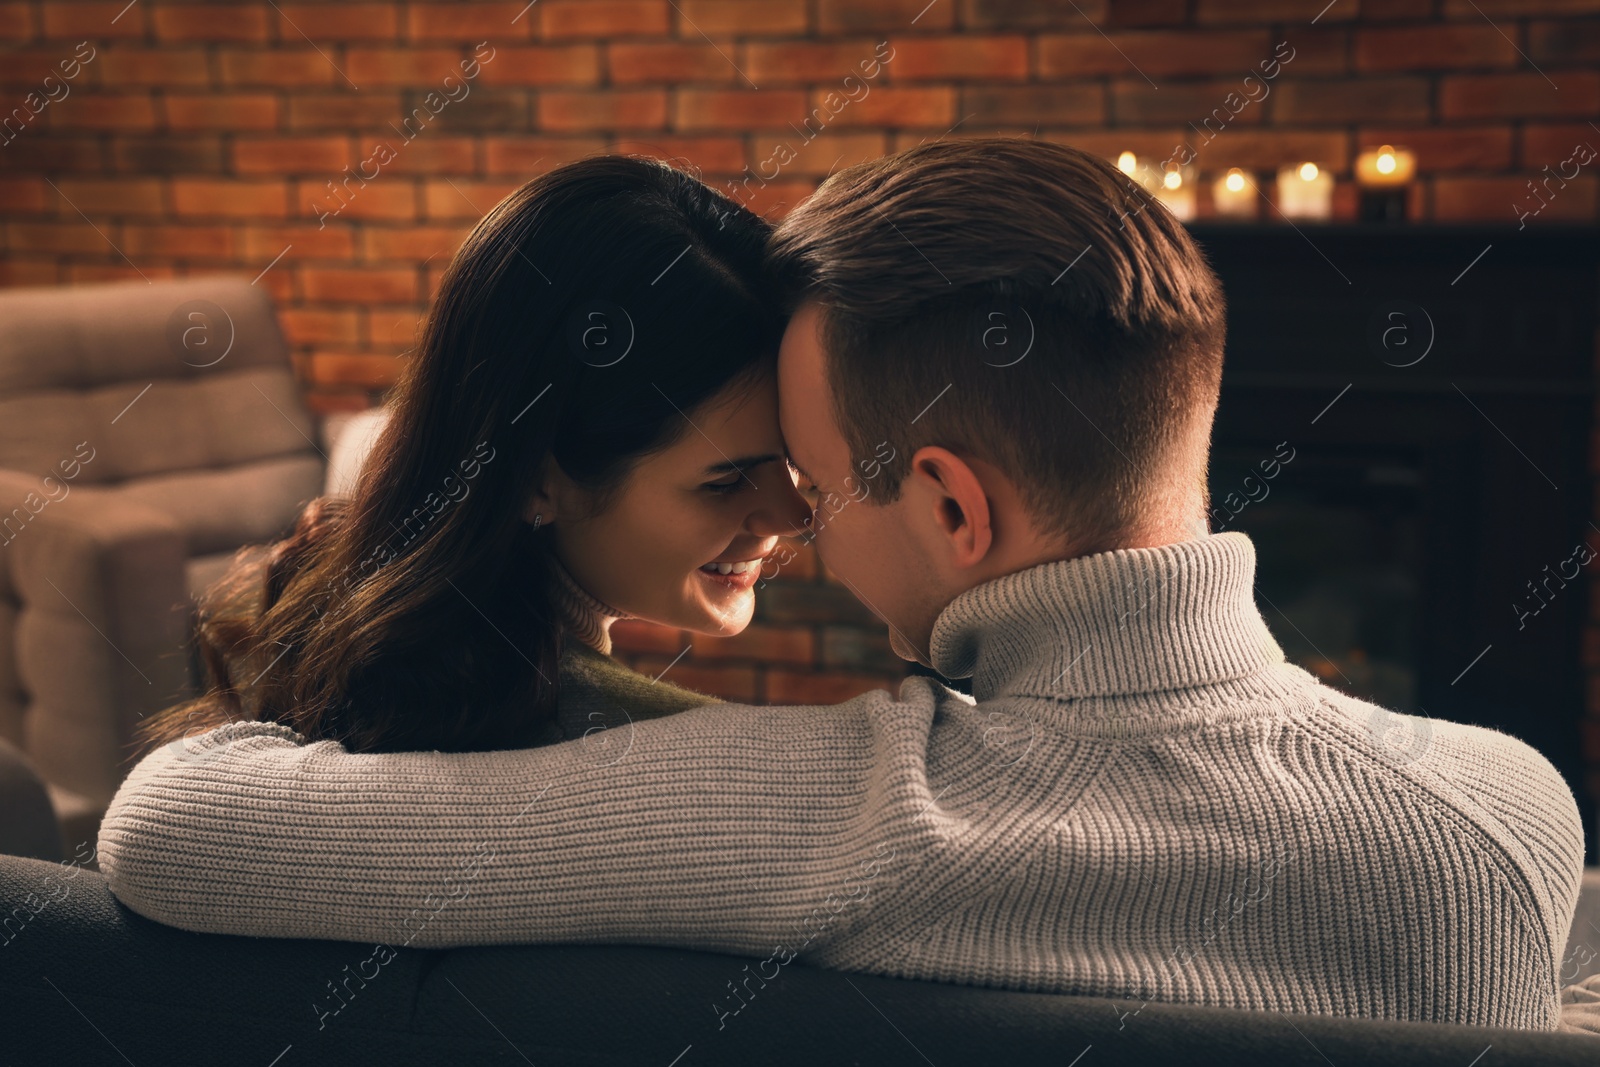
[100,139,1590,1033]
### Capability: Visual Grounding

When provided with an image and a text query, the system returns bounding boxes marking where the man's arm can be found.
[97,691,923,951]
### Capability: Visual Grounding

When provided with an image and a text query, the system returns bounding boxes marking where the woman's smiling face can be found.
[541,371,815,636]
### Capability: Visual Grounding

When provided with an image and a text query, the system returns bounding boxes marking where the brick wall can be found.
[2,0,1598,706]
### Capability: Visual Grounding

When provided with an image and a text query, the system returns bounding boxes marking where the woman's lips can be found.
[696,558,764,591]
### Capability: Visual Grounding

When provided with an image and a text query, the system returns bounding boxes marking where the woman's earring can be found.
[531,513,544,531]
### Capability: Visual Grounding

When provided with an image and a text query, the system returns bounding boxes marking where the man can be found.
[97,140,1585,1031]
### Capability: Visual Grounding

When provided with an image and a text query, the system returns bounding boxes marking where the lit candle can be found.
[1212,167,1257,219]
[1154,160,1195,220]
[1355,144,1415,187]
[1277,161,1333,220]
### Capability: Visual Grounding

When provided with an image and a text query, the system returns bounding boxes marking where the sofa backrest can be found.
[0,276,316,487]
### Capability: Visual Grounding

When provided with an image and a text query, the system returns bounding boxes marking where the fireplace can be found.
[1202,222,1599,863]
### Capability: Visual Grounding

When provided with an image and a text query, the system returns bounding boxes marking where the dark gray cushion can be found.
[0,854,1594,1066]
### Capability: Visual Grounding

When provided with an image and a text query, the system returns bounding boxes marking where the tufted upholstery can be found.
[0,277,328,849]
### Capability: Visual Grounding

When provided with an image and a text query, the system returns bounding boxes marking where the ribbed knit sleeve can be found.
[98,687,933,952]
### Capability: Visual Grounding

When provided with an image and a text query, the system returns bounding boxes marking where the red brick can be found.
[1441,73,1600,119]
[609,135,747,172]
[0,177,50,213]
[406,3,535,41]
[970,84,1099,126]
[1357,127,1512,171]
[240,224,355,259]
[1354,0,1432,16]
[1529,19,1600,64]
[0,48,82,86]
[275,3,399,41]
[819,0,952,32]
[609,42,740,84]
[1184,130,1350,171]
[610,619,689,656]
[365,307,429,351]
[1434,176,1598,223]
[764,669,893,705]
[1273,78,1431,124]
[153,3,272,42]
[163,93,278,131]
[674,89,807,130]
[40,2,143,39]
[885,36,1027,80]
[121,224,235,259]
[0,2,29,40]
[1040,31,1273,78]
[219,49,339,88]
[1442,0,1600,13]
[286,92,405,130]
[97,47,216,86]
[676,0,808,34]
[52,178,164,215]
[1523,123,1600,168]
[3,136,104,172]
[1103,0,1187,27]
[6,222,112,254]
[368,137,476,175]
[70,264,177,284]
[538,89,667,131]
[1282,28,1350,75]
[303,266,420,303]
[540,1,669,38]
[965,0,1108,28]
[423,178,523,219]
[296,178,418,223]
[233,136,352,175]
[744,40,887,84]
[744,131,888,176]
[1356,25,1518,72]
[172,178,290,219]
[305,351,407,387]
[1196,0,1354,22]
[360,225,470,261]
[0,259,62,286]
[767,541,818,581]
[828,86,959,127]
[476,44,601,86]
[305,391,376,416]
[691,624,814,664]
[346,47,467,87]
[110,135,225,173]
[484,135,607,175]
[278,308,360,347]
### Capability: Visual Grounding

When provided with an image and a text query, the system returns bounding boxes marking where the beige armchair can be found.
[0,276,345,848]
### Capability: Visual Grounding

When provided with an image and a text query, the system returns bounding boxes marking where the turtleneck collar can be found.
[928,531,1288,712]
[549,555,633,657]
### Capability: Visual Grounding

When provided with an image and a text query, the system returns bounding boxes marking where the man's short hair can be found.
[767,138,1228,553]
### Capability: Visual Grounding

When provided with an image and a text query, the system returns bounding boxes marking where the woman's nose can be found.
[747,466,815,538]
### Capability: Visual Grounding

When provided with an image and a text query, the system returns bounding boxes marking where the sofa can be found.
[0,277,372,850]
[0,740,1591,1066]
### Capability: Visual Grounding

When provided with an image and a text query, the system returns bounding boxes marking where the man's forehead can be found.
[777,301,834,467]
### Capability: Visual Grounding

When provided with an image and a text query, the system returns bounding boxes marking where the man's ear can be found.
[907,446,993,568]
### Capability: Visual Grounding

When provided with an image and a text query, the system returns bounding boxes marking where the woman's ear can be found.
[523,455,563,526]
[907,446,993,568]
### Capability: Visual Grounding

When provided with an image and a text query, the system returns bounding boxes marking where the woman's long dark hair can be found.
[133,156,784,757]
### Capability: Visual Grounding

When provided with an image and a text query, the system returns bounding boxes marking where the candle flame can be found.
[1225,168,1245,193]
[1117,151,1137,175]
[1376,145,1396,175]
[1298,162,1319,181]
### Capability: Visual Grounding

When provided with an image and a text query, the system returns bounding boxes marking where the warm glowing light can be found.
[1117,151,1138,175]
[1298,162,1319,181]
[1376,145,1397,175]
[1225,168,1246,193]
[1163,168,1182,189]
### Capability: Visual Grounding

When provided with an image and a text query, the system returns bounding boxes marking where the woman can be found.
[134,155,814,762]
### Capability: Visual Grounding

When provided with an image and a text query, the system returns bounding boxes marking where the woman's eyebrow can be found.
[702,453,784,476]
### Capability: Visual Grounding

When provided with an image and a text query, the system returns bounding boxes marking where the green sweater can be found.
[548,640,724,744]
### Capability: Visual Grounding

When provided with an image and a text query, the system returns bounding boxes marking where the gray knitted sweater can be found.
[97,532,1586,1030]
